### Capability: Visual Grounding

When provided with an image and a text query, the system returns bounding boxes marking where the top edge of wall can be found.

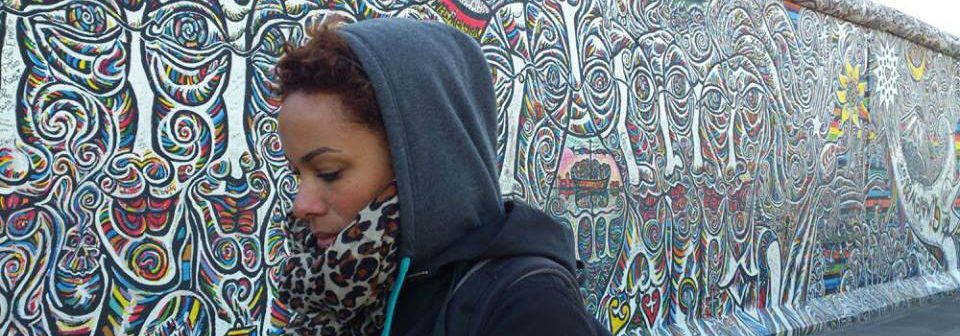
[788,0,960,59]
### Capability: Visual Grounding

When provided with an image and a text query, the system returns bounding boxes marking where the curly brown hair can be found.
[273,17,383,134]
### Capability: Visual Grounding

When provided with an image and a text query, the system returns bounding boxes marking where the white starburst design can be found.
[874,41,900,110]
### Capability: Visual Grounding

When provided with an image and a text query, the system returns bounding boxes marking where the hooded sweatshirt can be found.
[337,18,609,335]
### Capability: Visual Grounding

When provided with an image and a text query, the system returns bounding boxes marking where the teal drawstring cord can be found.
[382,256,411,336]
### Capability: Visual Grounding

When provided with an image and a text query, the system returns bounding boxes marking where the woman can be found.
[274,16,610,336]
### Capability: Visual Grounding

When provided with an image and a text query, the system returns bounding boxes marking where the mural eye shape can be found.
[168,12,214,49]
[702,86,725,112]
[632,71,655,104]
[149,5,223,51]
[176,15,207,48]
[741,86,764,112]
[666,73,690,98]
[533,60,568,111]
[542,63,568,93]
[588,67,611,92]
[66,2,109,35]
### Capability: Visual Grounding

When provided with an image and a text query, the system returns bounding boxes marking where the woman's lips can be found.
[314,232,339,249]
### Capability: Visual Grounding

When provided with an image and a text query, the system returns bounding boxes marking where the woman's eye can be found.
[317,171,341,182]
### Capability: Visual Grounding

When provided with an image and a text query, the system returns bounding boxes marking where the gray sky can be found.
[871,0,960,37]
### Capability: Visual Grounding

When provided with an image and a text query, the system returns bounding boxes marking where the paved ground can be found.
[818,294,960,335]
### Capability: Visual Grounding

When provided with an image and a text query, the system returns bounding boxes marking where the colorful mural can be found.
[0,0,959,335]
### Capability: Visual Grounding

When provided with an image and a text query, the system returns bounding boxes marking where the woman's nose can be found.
[292,182,329,219]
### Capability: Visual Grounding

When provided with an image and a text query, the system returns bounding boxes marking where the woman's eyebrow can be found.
[300,147,342,163]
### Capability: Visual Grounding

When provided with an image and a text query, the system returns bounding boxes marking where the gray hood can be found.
[338,18,504,265]
[338,18,577,274]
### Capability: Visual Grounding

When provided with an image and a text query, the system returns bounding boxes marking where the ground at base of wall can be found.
[655,271,960,335]
[817,292,960,336]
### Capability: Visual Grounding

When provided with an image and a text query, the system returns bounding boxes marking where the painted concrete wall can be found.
[0,0,959,335]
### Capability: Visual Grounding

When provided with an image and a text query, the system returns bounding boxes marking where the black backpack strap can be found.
[433,256,580,336]
[431,259,490,336]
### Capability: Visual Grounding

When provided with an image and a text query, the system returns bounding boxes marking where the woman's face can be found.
[279,91,395,249]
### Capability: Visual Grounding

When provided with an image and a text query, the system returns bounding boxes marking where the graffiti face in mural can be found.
[625,32,701,188]
[485,0,626,206]
[0,0,306,334]
[696,56,772,191]
[481,0,635,320]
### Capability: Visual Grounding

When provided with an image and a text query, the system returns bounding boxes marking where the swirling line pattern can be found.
[1,0,959,335]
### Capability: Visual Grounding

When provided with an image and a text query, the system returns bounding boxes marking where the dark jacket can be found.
[337,18,610,335]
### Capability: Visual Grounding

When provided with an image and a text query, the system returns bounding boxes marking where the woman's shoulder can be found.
[479,268,609,335]
[449,256,610,335]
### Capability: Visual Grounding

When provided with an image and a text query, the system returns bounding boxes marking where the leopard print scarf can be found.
[279,182,401,335]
